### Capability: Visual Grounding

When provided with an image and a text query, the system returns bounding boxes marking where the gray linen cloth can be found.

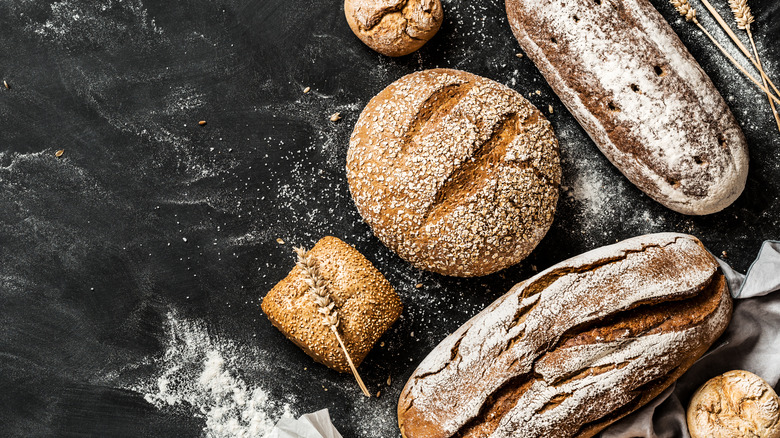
[271,241,780,438]
[602,240,780,438]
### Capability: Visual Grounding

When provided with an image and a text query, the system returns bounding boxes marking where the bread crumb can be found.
[3,80,8,89]
[55,149,65,158]
[330,112,342,122]
[535,90,541,95]
[198,120,207,126]
[387,375,392,386]
[515,53,524,58]
[415,283,422,289]
[548,105,554,114]
[303,86,311,93]
[721,251,728,258]
[276,238,285,244]
[376,391,381,397]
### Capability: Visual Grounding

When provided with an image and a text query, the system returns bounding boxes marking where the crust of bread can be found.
[398,233,732,438]
[505,0,748,215]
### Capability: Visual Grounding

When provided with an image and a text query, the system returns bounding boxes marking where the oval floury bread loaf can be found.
[347,69,561,277]
[687,370,780,438]
[505,0,748,215]
[345,0,443,57]
[398,233,733,438]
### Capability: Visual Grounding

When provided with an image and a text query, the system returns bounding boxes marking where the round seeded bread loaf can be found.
[346,69,561,277]
[344,0,443,57]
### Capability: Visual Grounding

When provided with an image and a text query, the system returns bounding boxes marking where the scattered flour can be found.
[136,313,294,438]
[31,0,162,47]
[571,168,609,218]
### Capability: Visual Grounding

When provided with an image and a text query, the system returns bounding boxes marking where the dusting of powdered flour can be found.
[131,312,295,438]
[30,0,163,48]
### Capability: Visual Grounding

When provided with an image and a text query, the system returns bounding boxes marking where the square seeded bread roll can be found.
[261,236,402,373]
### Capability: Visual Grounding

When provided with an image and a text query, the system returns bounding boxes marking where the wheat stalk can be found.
[729,0,780,131]
[695,0,780,100]
[672,0,697,21]
[294,246,370,397]
[729,0,754,29]
[669,0,780,105]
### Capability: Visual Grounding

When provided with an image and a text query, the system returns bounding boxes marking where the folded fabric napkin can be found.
[267,409,342,438]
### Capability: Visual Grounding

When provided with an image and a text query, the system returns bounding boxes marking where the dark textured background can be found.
[1,0,778,436]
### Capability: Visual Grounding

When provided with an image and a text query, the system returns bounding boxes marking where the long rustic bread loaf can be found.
[398,233,732,438]
[347,69,561,277]
[505,0,748,215]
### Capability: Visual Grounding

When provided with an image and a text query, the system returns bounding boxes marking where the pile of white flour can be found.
[134,313,294,438]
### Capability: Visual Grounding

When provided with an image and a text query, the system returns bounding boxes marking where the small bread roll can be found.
[261,237,402,373]
[347,69,561,277]
[344,0,443,57]
[688,370,780,438]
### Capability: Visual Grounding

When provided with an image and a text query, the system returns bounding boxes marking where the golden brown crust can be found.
[347,69,561,277]
[261,236,402,373]
[344,0,443,57]
[398,233,733,438]
[688,370,780,438]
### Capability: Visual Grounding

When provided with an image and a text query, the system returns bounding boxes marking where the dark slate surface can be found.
[1,0,778,436]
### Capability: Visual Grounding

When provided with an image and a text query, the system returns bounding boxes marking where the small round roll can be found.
[688,370,780,438]
[344,0,443,57]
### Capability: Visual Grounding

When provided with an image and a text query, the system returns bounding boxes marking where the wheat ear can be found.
[294,246,370,397]
[729,0,780,131]
[695,0,780,100]
[670,0,780,105]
